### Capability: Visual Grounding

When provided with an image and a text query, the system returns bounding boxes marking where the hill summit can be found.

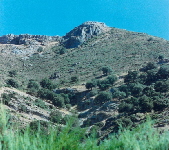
[63,21,110,48]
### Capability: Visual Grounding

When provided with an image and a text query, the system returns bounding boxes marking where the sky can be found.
[0,0,169,40]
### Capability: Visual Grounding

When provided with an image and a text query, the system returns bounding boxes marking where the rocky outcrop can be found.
[0,34,61,45]
[62,21,110,48]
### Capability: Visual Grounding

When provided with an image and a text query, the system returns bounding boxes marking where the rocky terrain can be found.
[0,21,169,140]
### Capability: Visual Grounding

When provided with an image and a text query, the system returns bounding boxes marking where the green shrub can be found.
[118,102,134,113]
[34,99,47,109]
[40,78,55,90]
[6,79,19,88]
[94,91,112,105]
[27,80,39,90]
[50,110,62,123]
[124,71,138,83]
[154,80,169,93]
[153,97,169,111]
[107,75,118,85]
[8,70,17,77]
[139,95,153,112]
[101,66,113,76]
[1,93,15,105]
[71,76,79,83]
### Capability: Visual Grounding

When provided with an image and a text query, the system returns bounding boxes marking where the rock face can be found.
[0,34,61,45]
[62,21,110,48]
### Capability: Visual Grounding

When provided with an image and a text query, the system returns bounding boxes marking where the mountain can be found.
[1,21,169,141]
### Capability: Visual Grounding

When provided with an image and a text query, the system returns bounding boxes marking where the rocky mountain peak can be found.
[63,21,110,48]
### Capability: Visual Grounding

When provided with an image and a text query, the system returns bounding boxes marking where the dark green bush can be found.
[153,97,169,111]
[112,91,126,99]
[71,76,79,83]
[101,66,112,76]
[1,93,15,105]
[40,78,55,90]
[29,120,50,134]
[94,91,112,105]
[107,75,118,85]
[156,65,169,79]
[85,80,97,90]
[154,80,169,93]
[97,79,110,90]
[124,71,138,83]
[50,110,62,123]
[139,95,153,112]
[6,79,19,88]
[8,70,17,77]
[118,102,134,113]
[27,80,40,90]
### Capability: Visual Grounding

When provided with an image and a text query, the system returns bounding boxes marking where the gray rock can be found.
[0,34,62,45]
[62,21,110,48]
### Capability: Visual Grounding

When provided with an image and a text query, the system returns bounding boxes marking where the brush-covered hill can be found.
[1,21,169,142]
[0,21,168,87]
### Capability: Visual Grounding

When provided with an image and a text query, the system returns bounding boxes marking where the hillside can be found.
[0,22,168,87]
[1,21,169,148]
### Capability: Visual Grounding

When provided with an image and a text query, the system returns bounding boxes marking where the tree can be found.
[101,66,112,76]
[131,84,144,97]
[146,69,158,84]
[144,62,157,72]
[139,95,153,112]
[50,110,62,123]
[154,80,169,93]
[124,71,138,83]
[85,81,96,90]
[71,76,79,83]
[94,91,112,105]
[118,102,134,113]
[6,79,19,88]
[40,78,54,90]
[156,65,169,79]
[153,97,169,111]
[97,79,110,90]
[59,48,67,55]
[107,75,118,85]
[27,80,39,90]
[158,55,164,61]
[9,70,17,77]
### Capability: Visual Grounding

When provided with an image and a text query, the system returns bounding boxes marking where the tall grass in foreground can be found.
[1,105,169,150]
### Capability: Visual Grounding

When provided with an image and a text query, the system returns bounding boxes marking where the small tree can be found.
[9,70,17,77]
[71,76,79,83]
[40,78,54,90]
[37,47,43,53]
[85,80,97,90]
[27,80,39,90]
[158,55,164,61]
[107,75,118,85]
[124,71,138,83]
[154,80,169,93]
[50,110,62,123]
[6,79,19,88]
[101,66,112,76]
[94,91,112,105]
[156,65,169,79]
[144,62,157,72]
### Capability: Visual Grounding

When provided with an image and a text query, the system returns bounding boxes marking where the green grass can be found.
[1,105,169,150]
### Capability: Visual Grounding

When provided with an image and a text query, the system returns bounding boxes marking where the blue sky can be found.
[0,0,169,40]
